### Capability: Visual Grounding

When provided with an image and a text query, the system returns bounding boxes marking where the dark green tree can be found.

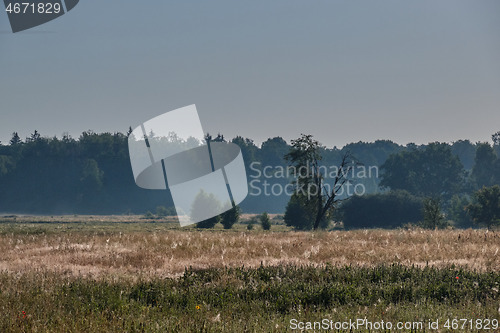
[451,140,477,170]
[78,158,104,207]
[471,143,498,189]
[260,137,289,167]
[80,159,104,190]
[493,131,500,168]
[448,195,473,228]
[380,142,464,198]
[492,131,500,146]
[260,212,271,230]
[26,130,41,143]
[284,134,354,230]
[0,155,14,176]
[466,185,500,229]
[343,140,402,167]
[220,205,241,229]
[421,197,447,229]
[232,136,259,162]
[284,193,317,230]
[9,132,22,145]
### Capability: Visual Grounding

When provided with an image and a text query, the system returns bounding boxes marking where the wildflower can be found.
[195,305,201,310]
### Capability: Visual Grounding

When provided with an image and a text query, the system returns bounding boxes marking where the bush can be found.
[221,205,241,229]
[143,211,155,219]
[340,190,423,229]
[284,194,312,230]
[284,194,328,230]
[260,212,271,230]
[247,218,256,230]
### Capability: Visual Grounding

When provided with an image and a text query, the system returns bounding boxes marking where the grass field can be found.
[0,216,499,332]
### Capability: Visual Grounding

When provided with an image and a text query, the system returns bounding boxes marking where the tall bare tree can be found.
[285,134,356,230]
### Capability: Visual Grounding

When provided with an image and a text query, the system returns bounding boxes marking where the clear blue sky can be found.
[1,0,499,148]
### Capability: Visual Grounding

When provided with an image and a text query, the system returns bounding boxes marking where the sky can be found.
[1,0,499,148]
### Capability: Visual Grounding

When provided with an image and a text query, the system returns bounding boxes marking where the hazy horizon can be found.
[1,126,498,150]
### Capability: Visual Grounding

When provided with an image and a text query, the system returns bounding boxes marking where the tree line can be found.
[0,130,498,229]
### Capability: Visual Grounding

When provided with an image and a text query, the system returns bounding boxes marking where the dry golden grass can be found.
[0,219,498,280]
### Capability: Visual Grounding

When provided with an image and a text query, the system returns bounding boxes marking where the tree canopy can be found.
[380,142,464,198]
[466,185,500,229]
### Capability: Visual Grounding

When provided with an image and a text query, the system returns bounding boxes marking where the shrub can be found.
[260,212,271,230]
[247,218,256,230]
[340,190,423,229]
[144,211,155,219]
[284,194,328,230]
[284,194,312,230]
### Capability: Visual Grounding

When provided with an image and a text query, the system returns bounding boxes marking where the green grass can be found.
[1,264,498,332]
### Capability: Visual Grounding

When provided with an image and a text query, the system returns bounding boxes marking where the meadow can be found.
[0,216,499,332]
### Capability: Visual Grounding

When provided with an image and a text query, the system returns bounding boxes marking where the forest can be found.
[0,130,499,229]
